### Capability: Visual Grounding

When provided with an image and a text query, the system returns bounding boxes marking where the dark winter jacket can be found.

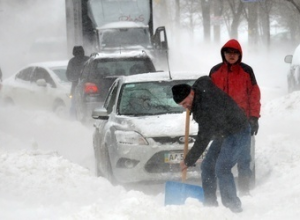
[66,46,89,82]
[209,39,261,118]
[184,76,249,167]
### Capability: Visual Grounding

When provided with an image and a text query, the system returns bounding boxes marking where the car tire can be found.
[75,100,87,123]
[93,131,104,177]
[103,144,117,185]
[53,100,67,117]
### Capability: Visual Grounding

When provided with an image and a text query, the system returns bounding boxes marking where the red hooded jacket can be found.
[209,39,261,118]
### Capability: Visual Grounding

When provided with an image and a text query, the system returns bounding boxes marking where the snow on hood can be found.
[117,112,198,137]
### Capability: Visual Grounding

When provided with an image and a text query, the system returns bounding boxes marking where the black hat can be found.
[172,84,191,104]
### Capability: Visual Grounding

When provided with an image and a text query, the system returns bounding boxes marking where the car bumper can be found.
[109,143,201,183]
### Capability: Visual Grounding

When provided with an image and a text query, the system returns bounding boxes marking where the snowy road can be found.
[1,84,300,219]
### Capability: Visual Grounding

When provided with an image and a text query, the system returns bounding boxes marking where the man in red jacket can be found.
[209,39,261,195]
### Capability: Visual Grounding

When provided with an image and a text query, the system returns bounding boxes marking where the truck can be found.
[65,0,169,69]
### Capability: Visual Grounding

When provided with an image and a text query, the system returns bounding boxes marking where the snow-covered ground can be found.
[1,48,300,219]
[1,1,299,218]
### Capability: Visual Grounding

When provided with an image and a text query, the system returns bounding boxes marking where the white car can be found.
[0,61,71,115]
[92,72,203,184]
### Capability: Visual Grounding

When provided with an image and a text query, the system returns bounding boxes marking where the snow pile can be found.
[0,87,300,219]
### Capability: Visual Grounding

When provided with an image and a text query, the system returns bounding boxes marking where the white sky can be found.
[1,0,300,219]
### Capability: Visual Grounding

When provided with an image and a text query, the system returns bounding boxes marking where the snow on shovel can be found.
[164,109,204,205]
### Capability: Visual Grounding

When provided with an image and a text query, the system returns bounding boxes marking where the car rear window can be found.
[89,58,155,80]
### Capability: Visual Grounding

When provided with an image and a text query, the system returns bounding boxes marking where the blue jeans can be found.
[201,125,251,208]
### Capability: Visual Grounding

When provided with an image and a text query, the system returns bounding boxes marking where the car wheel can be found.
[102,144,116,185]
[93,131,104,177]
[75,100,87,123]
[53,100,67,117]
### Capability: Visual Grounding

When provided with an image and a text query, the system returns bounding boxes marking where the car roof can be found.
[28,60,68,68]
[97,21,148,30]
[119,71,203,84]
[91,50,152,60]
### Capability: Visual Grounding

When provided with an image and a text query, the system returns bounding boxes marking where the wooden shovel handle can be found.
[182,109,190,182]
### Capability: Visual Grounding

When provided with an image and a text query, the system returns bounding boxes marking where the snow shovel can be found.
[164,109,204,206]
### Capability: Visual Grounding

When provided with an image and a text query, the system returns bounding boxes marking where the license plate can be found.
[164,152,184,164]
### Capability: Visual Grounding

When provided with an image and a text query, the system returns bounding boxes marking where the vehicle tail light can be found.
[84,82,99,94]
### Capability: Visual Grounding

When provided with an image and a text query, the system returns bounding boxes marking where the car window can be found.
[100,28,151,48]
[32,67,56,87]
[50,66,68,82]
[90,58,155,79]
[118,80,195,116]
[80,61,91,80]
[104,80,119,114]
[15,67,34,81]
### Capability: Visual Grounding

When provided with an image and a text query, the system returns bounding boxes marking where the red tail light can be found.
[84,82,99,94]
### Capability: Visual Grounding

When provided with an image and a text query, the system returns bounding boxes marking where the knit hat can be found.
[172,84,192,104]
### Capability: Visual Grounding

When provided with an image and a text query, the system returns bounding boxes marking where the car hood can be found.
[116,113,198,137]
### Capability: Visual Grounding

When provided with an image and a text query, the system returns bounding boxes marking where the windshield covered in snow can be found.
[118,80,195,116]
[99,28,152,48]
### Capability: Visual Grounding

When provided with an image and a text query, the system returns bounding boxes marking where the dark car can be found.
[73,50,156,122]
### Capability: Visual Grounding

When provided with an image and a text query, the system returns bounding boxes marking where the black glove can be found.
[249,117,259,136]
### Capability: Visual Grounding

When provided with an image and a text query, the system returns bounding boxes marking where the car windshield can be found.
[99,28,152,48]
[118,80,195,116]
[50,67,68,82]
[90,58,155,79]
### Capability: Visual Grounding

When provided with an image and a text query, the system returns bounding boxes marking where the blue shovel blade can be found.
[164,181,204,206]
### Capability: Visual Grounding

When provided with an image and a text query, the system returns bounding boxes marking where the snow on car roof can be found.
[93,50,151,59]
[121,71,204,84]
[97,21,148,30]
[28,60,68,68]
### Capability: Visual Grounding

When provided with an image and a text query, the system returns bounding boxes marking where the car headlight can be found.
[115,130,148,145]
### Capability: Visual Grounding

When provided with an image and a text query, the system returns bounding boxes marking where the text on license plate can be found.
[164,152,184,164]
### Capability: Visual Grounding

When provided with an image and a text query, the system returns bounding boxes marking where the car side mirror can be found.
[36,79,47,87]
[284,55,293,64]
[92,107,109,120]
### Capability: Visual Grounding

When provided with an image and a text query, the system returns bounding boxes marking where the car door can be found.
[30,67,57,110]
[12,67,35,107]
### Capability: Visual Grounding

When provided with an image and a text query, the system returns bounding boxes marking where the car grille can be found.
[144,150,199,173]
[152,135,197,144]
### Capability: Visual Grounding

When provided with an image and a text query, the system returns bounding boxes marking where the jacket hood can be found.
[73,46,85,57]
[221,39,243,64]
